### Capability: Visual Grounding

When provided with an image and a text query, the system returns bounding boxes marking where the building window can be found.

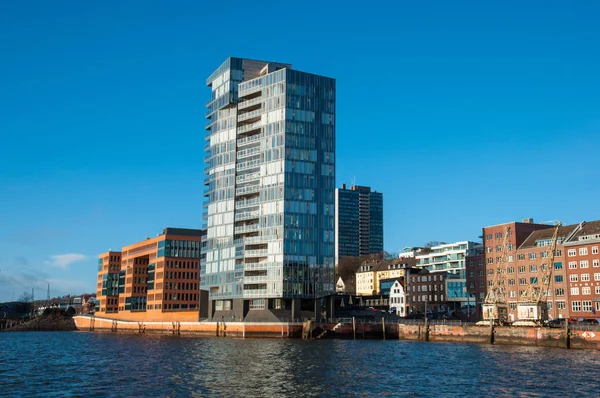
[509,279,516,286]
[594,273,600,281]
[569,262,577,269]
[580,260,589,268]
[568,249,576,257]
[518,265,525,273]
[571,287,580,296]
[570,275,578,282]
[581,274,590,282]
[594,260,600,268]
[529,265,537,272]
[593,246,599,255]
[529,253,536,260]
[518,254,525,261]
[519,278,526,285]
[554,262,563,270]
[582,301,593,312]
[555,249,562,256]
[555,275,563,283]
[487,258,493,264]
[507,267,515,274]
[580,248,588,256]
[596,286,600,295]
[557,301,566,310]
[582,287,591,295]
[487,247,493,253]
[555,288,565,296]
[509,291,516,298]
[572,301,582,312]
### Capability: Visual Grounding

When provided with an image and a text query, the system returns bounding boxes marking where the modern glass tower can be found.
[202,58,335,320]
[335,184,384,263]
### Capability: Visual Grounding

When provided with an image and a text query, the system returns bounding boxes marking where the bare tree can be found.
[19,291,33,303]
[424,241,447,248]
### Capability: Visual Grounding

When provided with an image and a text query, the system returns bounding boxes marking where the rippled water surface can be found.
[2,332,600,397]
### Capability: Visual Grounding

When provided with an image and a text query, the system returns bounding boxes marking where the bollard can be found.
[382,318,386,340]
[352,317,356,340]
[565,318,571,349]
[424,318,429,342]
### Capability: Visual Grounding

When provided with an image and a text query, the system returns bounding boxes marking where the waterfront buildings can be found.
[482,219,600,322]
[466,250,485,320]
[96,228,205,322]
[335,184,383,263]
[563,221,600,319]
[355,260,410,296]
[414,241,482,315]
[203,58,336,321]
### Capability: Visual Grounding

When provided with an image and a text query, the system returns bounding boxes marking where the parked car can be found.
[388,307,397,314]
[545,318,566,328]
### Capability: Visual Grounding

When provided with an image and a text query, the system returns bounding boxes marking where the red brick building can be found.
[482,220,553,321]
[466,251,485,320]
[563,221,600,320]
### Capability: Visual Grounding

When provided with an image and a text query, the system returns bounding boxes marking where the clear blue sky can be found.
[1,1,599,301]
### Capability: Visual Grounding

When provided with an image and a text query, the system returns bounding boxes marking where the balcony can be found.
[235,185,260,196]
[237,120,262,135]
[236,172,260,184]
[244,249,268,258]
[237,133,263,148]
[243,275,268,283]
[235,210,260,222]
[234,224,260,234]
[239,80,263,98]
[238,96,262,110]
[237,147,261,161]
[243,288,268,298]
[235,198,261,209]
[236,159,261,172]
[238,109,262,123]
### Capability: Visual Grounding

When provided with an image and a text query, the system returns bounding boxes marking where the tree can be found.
[18,291,33,303]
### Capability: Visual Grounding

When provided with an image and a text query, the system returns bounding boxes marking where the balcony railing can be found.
[238,96,263,110]
[235,198,261,209]
[237,133,263,147]
[236,159,261,172]
[237,120,262,134]
[243,275,269,283]
[238,109,262,122]
[234,224,260,234]
[237,146,261,159]
[243,289,268,298]
[244,249,269,258]
[236,172,260,184]
[236,185,260,196]
[235,211,260,221]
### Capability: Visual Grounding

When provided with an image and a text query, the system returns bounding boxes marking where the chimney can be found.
[522,218,534,224]
[342,183,346,189]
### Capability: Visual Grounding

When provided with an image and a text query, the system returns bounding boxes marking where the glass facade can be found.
[335,185,384,261]
[203,58,335,307]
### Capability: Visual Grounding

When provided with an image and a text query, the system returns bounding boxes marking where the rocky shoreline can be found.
[2,314,77,332]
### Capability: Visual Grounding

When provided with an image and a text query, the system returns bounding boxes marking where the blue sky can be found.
[0,1,599,301]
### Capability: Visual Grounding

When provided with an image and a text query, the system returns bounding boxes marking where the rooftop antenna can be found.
[351,176,356,188]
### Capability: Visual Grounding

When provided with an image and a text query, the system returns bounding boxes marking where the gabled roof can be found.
[518,224,578,250]
[565,220,600,242]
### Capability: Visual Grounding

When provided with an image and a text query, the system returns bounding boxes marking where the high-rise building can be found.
[335,184,383,262]
[203,58,336,321]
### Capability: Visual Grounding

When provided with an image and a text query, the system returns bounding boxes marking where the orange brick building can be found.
[96,228,206,322]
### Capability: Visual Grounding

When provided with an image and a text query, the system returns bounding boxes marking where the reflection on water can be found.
[2,332,600,397]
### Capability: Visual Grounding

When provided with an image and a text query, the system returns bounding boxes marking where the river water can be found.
[1,332,599,397]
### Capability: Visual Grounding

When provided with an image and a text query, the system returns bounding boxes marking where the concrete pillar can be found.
[291,299,301,321]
